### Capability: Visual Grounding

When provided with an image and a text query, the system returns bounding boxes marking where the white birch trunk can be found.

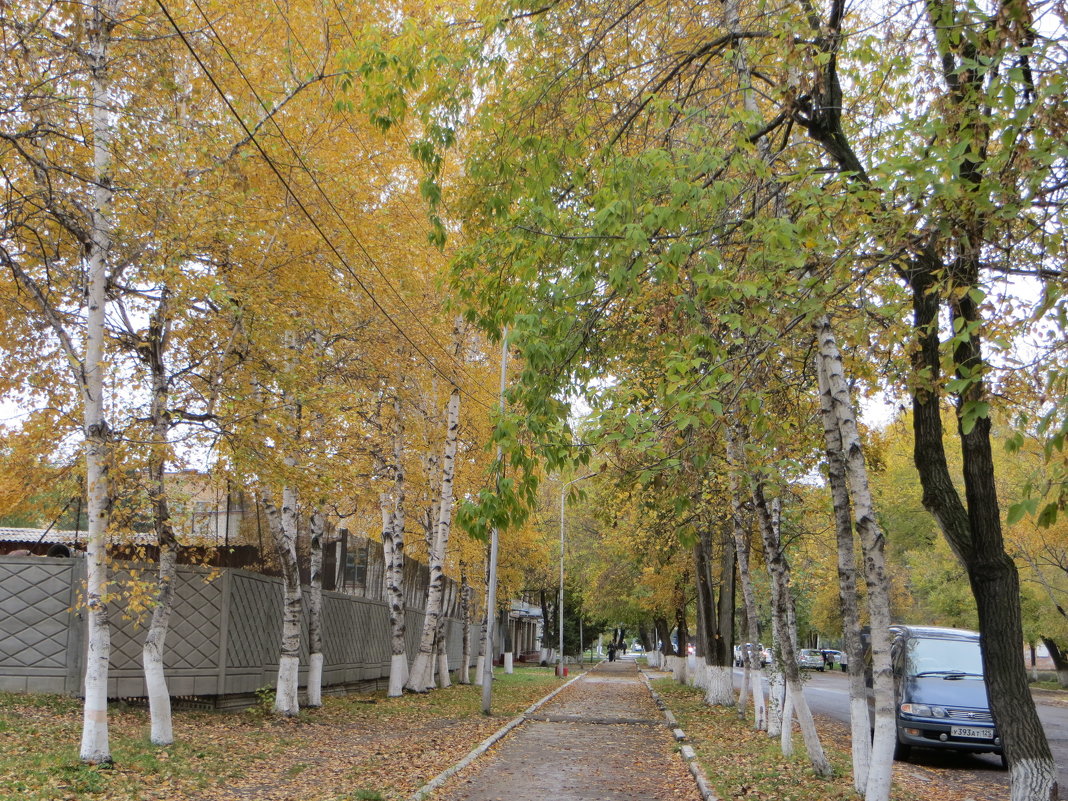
[767,666,785,738]
[780,681,794,757]
[382,397,408,697]
[726,434,767,732]
[435,582,453,688]
[458,572,472,684]
[262,486,301,716]
[79,0,121,764]
[142,301,177,747]
[143,541,175,747]
[815,345,872,792]
[407,386,461,692]
[751,472,832,776]
[437,649,452,688]
[815,316,897,801]
[474,615,487,686]
[306,507,325,708]
[732,417,830,775]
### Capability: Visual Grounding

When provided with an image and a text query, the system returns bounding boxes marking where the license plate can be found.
[951,725,993,740]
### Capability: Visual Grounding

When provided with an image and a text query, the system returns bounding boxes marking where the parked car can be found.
[734,643,769,667]
[884,625,1002,763]
[797,648,826,671]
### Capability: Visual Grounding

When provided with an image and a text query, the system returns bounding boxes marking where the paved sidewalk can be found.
[436,661,702,801]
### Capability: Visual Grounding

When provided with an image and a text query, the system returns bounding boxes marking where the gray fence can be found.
[0,555,462,703]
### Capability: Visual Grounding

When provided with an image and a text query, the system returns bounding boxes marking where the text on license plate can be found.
[951,725,994,740]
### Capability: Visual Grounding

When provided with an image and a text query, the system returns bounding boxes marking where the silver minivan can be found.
[888,625,1002,763]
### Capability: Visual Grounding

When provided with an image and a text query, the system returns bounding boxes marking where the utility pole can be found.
[558,472,596,677]
[482,329,508,714]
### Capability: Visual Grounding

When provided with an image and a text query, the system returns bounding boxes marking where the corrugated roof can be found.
[0,527,156,545]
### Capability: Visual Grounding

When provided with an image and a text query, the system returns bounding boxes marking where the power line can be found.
[151,0,495,411]
[181,0,497,406]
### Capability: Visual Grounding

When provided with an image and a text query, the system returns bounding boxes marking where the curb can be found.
[640,670,720,801]
[408,667,590,801]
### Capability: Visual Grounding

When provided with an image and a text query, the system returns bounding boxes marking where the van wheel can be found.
[999,752,1008,770]
[893,738,911,762]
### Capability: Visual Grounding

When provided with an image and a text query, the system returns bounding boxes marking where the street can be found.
[733,667,1068,796]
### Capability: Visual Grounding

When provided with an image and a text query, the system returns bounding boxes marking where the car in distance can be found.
[797,648,826,671]
[734,643,770,667]
[887,625,1002,763]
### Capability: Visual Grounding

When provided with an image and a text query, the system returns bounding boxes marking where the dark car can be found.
[887,625,1002,763]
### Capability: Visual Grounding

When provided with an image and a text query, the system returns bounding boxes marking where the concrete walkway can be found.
[436,660,702,801]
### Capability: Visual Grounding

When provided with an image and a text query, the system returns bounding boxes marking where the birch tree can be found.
[731,421,832,778]
[0,0,123,763]
[815,359,871,792]
[380,394,409,696]
[408,381,462,692]
[307,504,326,708]
[814,316,898,799]
[261,478,302,716]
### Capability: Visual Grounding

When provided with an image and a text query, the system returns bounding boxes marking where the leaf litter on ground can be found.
[0,665,568,801]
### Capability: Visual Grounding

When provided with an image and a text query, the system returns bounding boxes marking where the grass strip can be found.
[652,679,923,801]
[0,665,567,801]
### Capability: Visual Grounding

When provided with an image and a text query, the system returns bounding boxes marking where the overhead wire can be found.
[152,0,497,410]
[185,0,496,405]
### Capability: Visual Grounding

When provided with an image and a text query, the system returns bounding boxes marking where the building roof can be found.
[0,527,156,546]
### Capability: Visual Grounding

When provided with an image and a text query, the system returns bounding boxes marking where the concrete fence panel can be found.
[0,556,464,704]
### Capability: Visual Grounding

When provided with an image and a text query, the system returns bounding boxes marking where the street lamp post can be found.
[481,328,508,714]
[558,473,595,677]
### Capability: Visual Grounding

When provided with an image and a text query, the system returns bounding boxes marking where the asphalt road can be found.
[733,667,1068,796]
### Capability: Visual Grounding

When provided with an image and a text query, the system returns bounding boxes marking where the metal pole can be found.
[481,525,499,712]
[558,472,597,677]
[482,328,508,714]
[558,487,565,676]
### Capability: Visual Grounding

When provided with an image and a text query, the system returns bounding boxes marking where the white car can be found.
[797,648,826,671]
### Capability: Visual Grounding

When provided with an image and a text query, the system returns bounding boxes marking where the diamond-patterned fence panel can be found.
[1,556,465,700]
[227,571,282,669]
[0,555,81,692]
[167,566,224,670]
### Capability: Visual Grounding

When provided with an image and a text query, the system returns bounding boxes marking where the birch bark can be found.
[262,484,301,716]
[458,567,472,684]
[381,396,408,697]
[733,419,832,777]
[307,505,326,708]
[435,580,454,688]
[726,437,767,730]
[750,475,831,776]
[407,385,461,692]
[78,0,122,763]
[815,320,900,798]
[815,355,870,793]
[141,299,176,746]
